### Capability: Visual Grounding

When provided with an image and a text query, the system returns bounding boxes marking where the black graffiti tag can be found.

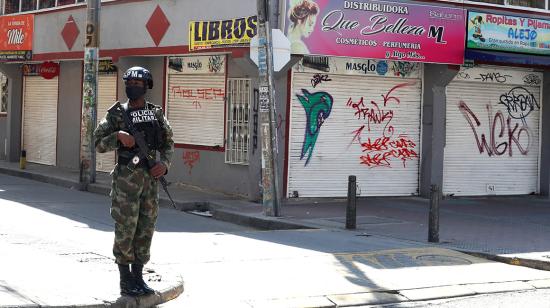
[523,74,541,86]
[459,101,530,157]
[498,87,539,124]
[311,74,332,88]
[475,72,512,83]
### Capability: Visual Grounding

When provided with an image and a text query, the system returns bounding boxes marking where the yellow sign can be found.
[189,16,257,51]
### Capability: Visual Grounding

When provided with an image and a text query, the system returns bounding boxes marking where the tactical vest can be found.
[117,103,163,166]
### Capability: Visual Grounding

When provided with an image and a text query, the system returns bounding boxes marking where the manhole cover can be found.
[416,254,473,266]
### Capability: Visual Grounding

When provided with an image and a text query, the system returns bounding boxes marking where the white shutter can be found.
[167,55,226,147]
[22,76,58,166]
[288,69,422,197]
[96,74,117,173]
[444,66,542,196]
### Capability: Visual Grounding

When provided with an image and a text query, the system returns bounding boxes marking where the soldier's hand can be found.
[117,131,135,148]
[151,162,167,179]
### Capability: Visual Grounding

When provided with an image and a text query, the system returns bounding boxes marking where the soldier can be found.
[94,67,174,297]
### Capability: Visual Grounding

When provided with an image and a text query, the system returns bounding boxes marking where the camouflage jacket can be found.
[93,100,174,170]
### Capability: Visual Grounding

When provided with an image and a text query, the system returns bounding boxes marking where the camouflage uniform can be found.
[94,101,174,265]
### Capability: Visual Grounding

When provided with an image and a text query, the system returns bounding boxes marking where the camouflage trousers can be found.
[110,165,159,265]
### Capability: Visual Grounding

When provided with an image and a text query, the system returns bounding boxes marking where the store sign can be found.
[0,14,34,61]
[189,16,258,51]
[297,56,421,79]
[168,55,226,75]
[284,0,466,64]
[467,11,550,56]
[98,60,117,74]
[22,62,60,79]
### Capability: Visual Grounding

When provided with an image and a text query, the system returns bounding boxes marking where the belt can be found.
[118,155,148,169]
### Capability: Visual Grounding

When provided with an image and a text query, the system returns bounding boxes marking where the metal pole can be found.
[256,0,281,217]
[428,184,440,243]
[346,175,357,230]
[79,0,100,189]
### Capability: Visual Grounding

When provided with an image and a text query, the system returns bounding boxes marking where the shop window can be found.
[468,0,547,9]
[39,0,56,9]
[57,0,77,5]
[4,0,20,14]
[0,74,8,114]
[225,79,251,165]
[21,0,37,11]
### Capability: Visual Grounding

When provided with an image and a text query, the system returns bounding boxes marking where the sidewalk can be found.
[2,160,550,272]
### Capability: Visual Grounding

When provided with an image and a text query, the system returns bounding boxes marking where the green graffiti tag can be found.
[296,89,334,166]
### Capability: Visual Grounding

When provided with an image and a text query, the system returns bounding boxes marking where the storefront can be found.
[283,0,466,197]
[288,57,422,197]
[21,62,59,166]
[444,66,542,196]
[442,11,548,196]
[166,55,227,148]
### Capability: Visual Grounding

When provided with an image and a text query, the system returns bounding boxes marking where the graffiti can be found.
[347,82,418,168]
[192,101,202,109]
[183,150,201,174]
[208,55,224,73]
[498,87,539,124]
[457,71,471,79]
[360,135,419,168]
[475,72,511,83]
[459,101,530,157]
[296,89,334,166]
[391,62,418,78]
[311,73,332,88]
[170,87,225,101]
[252,89,259,155]
[347,97,395,137]
[346,82,412,138]
[523,74,541,86]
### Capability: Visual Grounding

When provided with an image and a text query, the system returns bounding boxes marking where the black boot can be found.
[131,264,155,295]
[118,264,144,297]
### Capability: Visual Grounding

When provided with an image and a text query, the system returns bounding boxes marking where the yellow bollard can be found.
[19,150,26,169]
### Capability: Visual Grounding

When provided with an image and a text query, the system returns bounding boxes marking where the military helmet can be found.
[123,66,154,89]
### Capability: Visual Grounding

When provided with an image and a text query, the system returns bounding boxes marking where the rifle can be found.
[115,101,178,210]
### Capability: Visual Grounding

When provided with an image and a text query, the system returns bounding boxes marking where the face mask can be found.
[125,85,146,100]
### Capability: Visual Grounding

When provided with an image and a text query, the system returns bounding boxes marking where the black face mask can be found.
[125,85,146,100]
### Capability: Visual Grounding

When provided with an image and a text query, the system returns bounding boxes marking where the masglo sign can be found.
[467,11,550,56]
[283,0,466,64]
[189,16,258,51]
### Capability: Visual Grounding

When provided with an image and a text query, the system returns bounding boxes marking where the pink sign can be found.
[284,0,466,64]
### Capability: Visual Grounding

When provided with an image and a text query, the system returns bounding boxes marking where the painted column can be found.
[539,71,550,196]
[79,0,100,186]
[420,64,459,197]
[0,64,23,163]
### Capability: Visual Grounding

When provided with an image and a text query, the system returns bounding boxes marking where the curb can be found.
[208,202,317,231]
[1,276,184,308]
[460,250,550,272]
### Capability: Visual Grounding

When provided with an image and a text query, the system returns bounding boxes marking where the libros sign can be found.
[284,0,466,64]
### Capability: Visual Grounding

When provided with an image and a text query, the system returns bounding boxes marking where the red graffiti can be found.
[359,135,418,168]
[183,150,200,174]
[171,87,225,101]
[348,82,419,168]
[459,101,530,157]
